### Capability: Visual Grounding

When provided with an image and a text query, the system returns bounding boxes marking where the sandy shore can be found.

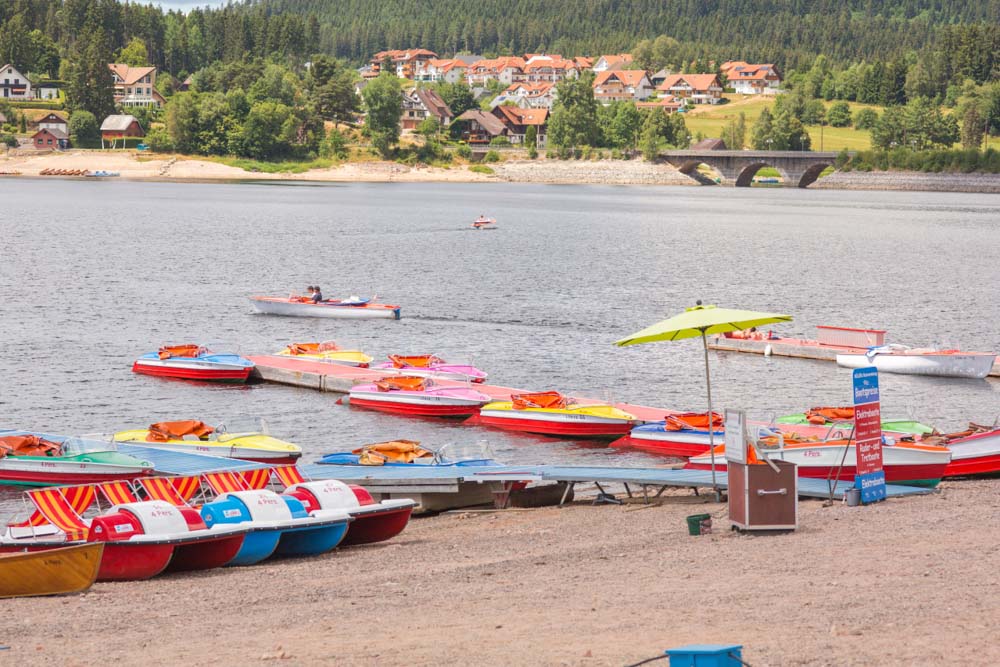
[5,478,998,666]
[3,149,999,191]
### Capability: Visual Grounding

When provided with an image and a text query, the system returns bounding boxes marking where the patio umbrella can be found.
[615,302,792,495]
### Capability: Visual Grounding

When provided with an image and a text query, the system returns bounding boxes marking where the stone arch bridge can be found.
[661,150,843,188]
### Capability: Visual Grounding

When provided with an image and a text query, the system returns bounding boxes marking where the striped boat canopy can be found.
[97,481,137,506]
[272,465,305,488]
[26,487,94,541]
[240,468,271,491]
[202,471,247,495]
[136,477,189,507]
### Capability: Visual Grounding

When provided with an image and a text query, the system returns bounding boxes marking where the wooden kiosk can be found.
[726,410,798,532]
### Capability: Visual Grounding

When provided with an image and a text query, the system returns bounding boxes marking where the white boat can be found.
[836,344,996,379]
[250,296,401,320]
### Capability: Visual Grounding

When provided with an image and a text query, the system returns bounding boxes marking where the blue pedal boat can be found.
[200,489,352,565]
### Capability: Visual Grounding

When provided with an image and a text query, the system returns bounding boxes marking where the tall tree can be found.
[361,72,401,157]
[548,72,600,150]
[66,28,116,120]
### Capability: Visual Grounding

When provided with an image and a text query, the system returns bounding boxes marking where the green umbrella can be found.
[615,302,793,494]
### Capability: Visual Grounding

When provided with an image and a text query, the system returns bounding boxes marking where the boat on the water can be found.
[112,418,302,464]
[478,391,638,438]
[472,216,497,230]
[132,344,254,383]
[836,344,997,379]
[918,423,1000,477]
[0,487,250,580]
[373,354,488,383]
[0,432,153,487]
[775,407,935,436]
[347,377,491,417]
[0,543,104,598]
[686,435,951,487]
[250,295,401,319]
[319,440,499,467]
[276,341,373,367]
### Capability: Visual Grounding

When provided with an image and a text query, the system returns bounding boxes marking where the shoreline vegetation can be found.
[3,149,1000,193]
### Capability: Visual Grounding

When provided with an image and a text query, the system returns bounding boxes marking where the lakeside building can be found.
[656,73,723,104]
[1,64,32,100]
[492,82,557,109]
[592,70,654,103]
[720,61,782,95]
[592,54,634,72]
[108,64,163,107]
[491,105,548,147]
[401,87,453,130]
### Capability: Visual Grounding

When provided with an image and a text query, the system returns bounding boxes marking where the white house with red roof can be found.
[592,54,634,72]
[656,73,723,104]
[467,57,525,86]
[493,82,557,109]
[517,55,578,83]
[592,70,653,104]
[423,59,468,84]
[371,49,440,79]
[108,64,162,107]
[720,61,782,95]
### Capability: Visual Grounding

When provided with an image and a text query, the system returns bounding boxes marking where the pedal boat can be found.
[113,419,302,464]
[319,440,499,467]
[0,543,104,598]
[918,423,1000,477]
[276,341,373,367]
[199,489,353,565]
[776,407,935,436]
[281,479,416,546]
[250,295,401,319]
[0,433,153,487]
[686,435,951,487]
[132,344,254,383]
[472,216,497,229]
[373,354,488,382]
[347,376,491,417]
[0,492,249,581]
[836,344,997,379]
[478,391,638,438]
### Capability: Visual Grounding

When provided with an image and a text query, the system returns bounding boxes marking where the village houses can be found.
[400,87,453,130]
[656,73,723,104]
[720,61,782,95]
[592,70,654,104]
[1,64,32,100]
[491,105,548,147]
[108,64,163,107]
[492,82,557,109]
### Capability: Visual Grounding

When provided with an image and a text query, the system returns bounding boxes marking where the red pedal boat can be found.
[347,376,491,417]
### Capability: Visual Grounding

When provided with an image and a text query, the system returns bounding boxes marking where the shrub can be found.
[483,150,501,163]
[0,133,18,147]
[456,143,472,159]
[527,145,538,159]
[469,164,494,174]
[489,136,510,146]
[853,108,879,130]
[69,111,100,148]
[145,126,174,152]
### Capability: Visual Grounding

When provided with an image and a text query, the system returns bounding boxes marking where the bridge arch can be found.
[796,162,833,188]
[676,159,723,185]
[734,162,789,188]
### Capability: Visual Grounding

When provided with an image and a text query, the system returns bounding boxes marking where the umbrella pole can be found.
[701,332,720,500]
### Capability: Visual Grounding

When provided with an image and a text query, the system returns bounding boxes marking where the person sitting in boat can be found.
[311,285,324,303]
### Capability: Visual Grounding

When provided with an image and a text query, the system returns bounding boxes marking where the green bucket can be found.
[686,513,712,536]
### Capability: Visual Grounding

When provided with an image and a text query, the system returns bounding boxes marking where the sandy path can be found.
[5,479,998,666]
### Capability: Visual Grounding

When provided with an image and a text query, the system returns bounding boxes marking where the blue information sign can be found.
[855,470,887,503]
[852,367,880,405]
[852,367,886,504]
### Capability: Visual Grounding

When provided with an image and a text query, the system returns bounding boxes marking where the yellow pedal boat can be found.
[276,341,373,367]
[477,391,637,438]
[113,418,301,464]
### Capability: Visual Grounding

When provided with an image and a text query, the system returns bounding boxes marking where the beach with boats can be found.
[2,179,999,665]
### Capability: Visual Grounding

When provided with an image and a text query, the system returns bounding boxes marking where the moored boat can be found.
[132,344,254,383]
[250,295,401,319]
[276,341,373,367]
[836,345,997,379]
[347,377,491,417]
[318,440,499,467]
[613,412,724,457]
[686,435,951,487]
[478,391,638,438]
[0,432,153,487]
[472,216,497,229]
[281,479,416,546]
[0,543,104,598]
[112,418,301,464]
[373,354,488,383]
[775,407,935,436]
[919,423,1000,477]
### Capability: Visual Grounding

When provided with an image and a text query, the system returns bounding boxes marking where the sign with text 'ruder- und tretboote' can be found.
[853,367,886,503]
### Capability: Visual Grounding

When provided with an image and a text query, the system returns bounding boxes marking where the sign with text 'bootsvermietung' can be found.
[853,367,886,503]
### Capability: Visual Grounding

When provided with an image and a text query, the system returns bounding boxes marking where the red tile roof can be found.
[494,106,549,126]
[593,69,649,88]
[108,64,156,86]
[656,73,721,91]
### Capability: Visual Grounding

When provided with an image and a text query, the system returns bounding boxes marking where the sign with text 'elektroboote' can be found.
[853,367,886,503]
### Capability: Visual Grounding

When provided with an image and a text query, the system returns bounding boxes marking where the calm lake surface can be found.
[1,179,998,505]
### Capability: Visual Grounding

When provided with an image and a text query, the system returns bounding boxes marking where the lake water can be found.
[1,179,999,506]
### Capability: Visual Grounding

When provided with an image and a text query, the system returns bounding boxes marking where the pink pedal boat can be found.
[347,376,491,417]
[372,354,488,383]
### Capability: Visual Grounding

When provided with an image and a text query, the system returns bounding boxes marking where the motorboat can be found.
[478,391,638,438]
[112,418,302,464]
[613,412,724,457]
[686,434,951,488]
[918,423,1000,477]
[347,377,491,417]
[836,344,996,379]
[373,354,488,383]
[132,344,254,383]
[0,432,153,487]
[0,489,249,581]
[776,407,935,436]
[0,543,104,598]
[199,489,353,565]
[472,216,497,230]
[318,440,499,467]
[281,479,416,546]
[275,341,373,367]
[250,295,401,319]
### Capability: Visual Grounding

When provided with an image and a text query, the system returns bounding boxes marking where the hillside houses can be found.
[401,87,453,130]
[108,64,163,107]
[1,64,32,100]
[656,73,723,104]
[492,82,557,109]
[720,61,782,95]
[592,70,653,103]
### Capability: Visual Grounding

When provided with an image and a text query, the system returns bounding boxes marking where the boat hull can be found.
[342,505,414,546]
[165,533,245,572]
[613,427,722,457]
[836,353,996,379]
[135,441,300,464]
[0,542,174,581]
[251,297,401,320]
[349,394,483,417]
[0,461,150,487]
[478,411,634,438]
[132,359,252,383]
[0,543,103,598]
[943,430,1000,477]
[372,364,487,383]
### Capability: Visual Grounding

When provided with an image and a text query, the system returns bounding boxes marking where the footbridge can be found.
[661,150,842,188]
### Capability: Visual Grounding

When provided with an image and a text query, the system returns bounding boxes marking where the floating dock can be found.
[117,443,267,475]
[248,355,673,421]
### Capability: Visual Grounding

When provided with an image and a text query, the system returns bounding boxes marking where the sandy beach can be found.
[4,149,999,191]
[4,478,998,666]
